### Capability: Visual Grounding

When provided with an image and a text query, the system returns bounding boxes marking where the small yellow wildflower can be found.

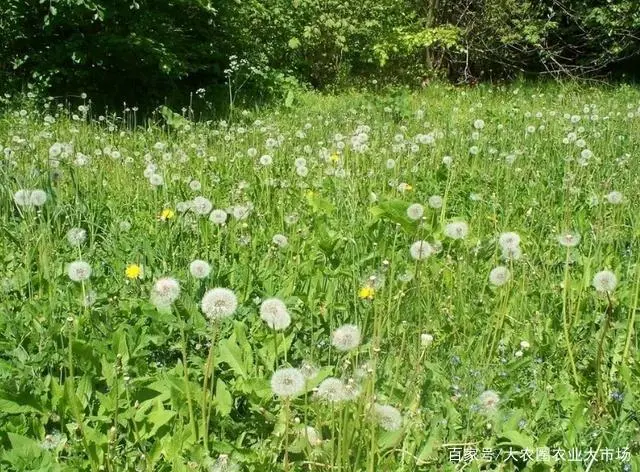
[125,264,143,279]
[404,184,413,192]
[305,190,315,199]
[160,208,175,221]
[358,286,375,300]
[330,152,340,163]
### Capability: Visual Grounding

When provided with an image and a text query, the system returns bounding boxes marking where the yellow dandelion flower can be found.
[160,208,175,221]
[358,286,375,300]
[330,152,340,163]
[405,184,413,191]
[125,264,142,279]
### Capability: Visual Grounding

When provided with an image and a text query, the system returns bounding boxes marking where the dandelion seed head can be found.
[270,368,305,398]
[372,403,403,431]
[189,260,211,279]
[331,324,361,351]
[592,270,617,293]
[260,298,291,330]
[67,261,92,282]
[410,240,433,261]
[150,277,181,309]
[201,287,238,320]
[489,266,511,287]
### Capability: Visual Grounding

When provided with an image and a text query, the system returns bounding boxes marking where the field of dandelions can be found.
[1,82,640,472]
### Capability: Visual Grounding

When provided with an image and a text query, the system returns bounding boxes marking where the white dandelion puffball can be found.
[421,333,434,347]
[315,377,347,403]
[372,403,403,432]
[189,180,201,191]
[592,270,617,293]
[67,261,92,282]
[259,154,273,166]
[406,203,424,221]
[473,119,485,130]
[209,209,228,224]
[498,231,521,250]
[192,196,213,215]
[211,454,240,472]
[489,266,511,287]
[270,368,305,398]
[331,324,361,351]
[272,234,289,248]
[428,195,443,209]
[557,232,581,247]
[29,189,48,206]
[478,390,500,414]
[189,260,211,279]
[13,189,32,207]
[201,287,238,321]
[410,240,433,261]
[260,298,291,331]
[66,227,87,246]
[302,426,322,447]
[501,245,522,262]
[605,191,623,204]
[149,174,164,186]
[444,221,469,240]
[150,277,181,309]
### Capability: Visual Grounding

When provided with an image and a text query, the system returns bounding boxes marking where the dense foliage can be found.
[2,0,639,102]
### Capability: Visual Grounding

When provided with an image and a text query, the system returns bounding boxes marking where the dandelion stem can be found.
[180,320,197,440]
[596,294,614,407]
[561,247,581,389]
[622,263,640,365]
[202,323,219,452]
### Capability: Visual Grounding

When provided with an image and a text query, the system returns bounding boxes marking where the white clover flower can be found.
[189,260,211,279]
[372,404,403,431]
[428,195,443,209]
[260,298,291,330]
[444,221,469,240]
[66,227,87,246]
[478,390,500,414]
[557,232,581,247]
[406,203,424,221]
[67,261,92,282]
[209,209,228,225]
[592,270,617,293]
[489,266,511,287]
[150,277,181,309]
[331,324,361,351]
[315,377,347,403]
[201,288,238,321]
[410,240,433,261]
[192,196,213,215]
[271,368,305,398]
[272,234,289,248]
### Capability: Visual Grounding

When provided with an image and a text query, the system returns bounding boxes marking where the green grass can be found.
[1,81,640,471]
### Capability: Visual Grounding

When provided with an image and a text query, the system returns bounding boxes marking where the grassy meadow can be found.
[1,82,640,471]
